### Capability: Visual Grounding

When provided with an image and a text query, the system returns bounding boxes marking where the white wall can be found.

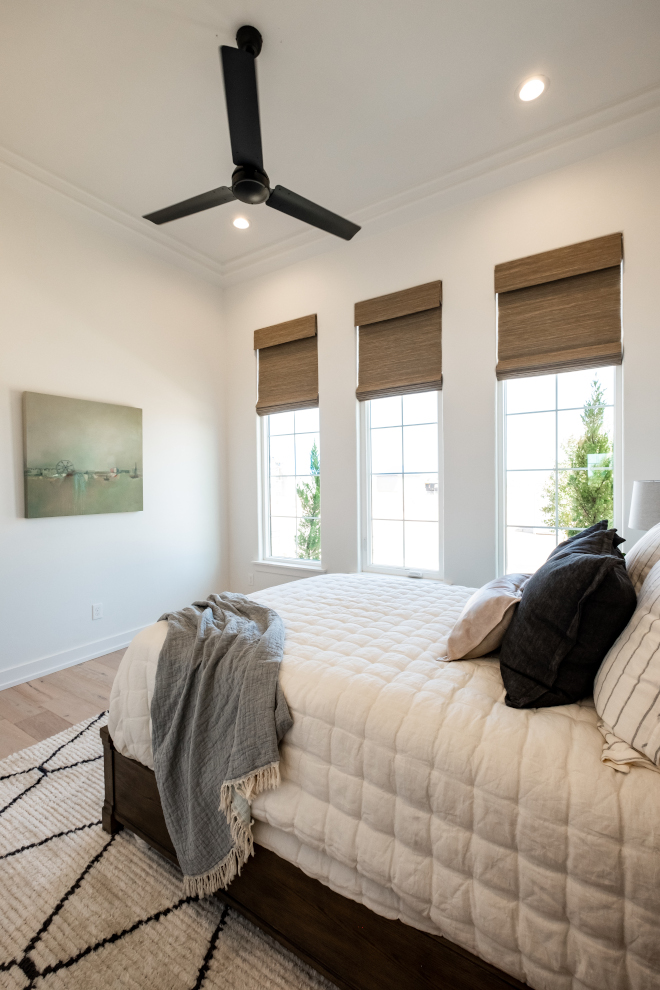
[0,168,227,686]
[3,127,658,685]
[223,130,660,594]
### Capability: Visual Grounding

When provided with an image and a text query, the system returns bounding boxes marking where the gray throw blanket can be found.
[151,593,292,897]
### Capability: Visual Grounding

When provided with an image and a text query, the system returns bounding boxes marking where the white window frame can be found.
[258,412,325,572]
[359,391,445,580]
[497,365,623,576]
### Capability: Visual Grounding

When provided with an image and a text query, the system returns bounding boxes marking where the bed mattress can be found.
[109,573,660,990]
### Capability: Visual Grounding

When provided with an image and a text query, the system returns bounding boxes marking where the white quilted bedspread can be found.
[109,574,660,990]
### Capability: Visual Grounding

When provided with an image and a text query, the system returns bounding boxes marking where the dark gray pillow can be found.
[547,519,608,559]
[499,527,636,708]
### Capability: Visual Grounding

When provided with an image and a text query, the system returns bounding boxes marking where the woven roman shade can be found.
[254,314,318,416]
[355,281,442,401]
[495,233,623,380]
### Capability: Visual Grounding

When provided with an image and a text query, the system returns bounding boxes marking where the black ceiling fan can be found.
[143,25,360,241]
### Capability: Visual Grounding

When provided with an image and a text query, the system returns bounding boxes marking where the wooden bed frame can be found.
[101,727,527,990]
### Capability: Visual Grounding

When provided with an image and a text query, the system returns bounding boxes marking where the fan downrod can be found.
[236,25,262,57]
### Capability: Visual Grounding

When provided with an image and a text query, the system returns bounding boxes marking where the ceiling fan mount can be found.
[235,24,263,58]
[143,25,360,241]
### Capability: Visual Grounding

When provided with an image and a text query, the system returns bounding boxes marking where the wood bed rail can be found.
[101,727,527,990]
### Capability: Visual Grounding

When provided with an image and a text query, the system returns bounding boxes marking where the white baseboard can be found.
[0,626,147,691]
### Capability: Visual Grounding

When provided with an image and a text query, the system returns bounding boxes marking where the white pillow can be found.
[446,573,530,660]
[625,520,660,594]
[594,558,660,769]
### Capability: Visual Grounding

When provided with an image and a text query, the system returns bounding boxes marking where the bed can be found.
[105,573,660,990]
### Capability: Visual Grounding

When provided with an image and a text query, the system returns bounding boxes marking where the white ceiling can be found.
[1,0,660,277]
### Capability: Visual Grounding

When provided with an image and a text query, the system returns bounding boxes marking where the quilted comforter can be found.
[108,573,660,990]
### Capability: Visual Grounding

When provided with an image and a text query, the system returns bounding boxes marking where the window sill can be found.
[361,564,451,583]
[253,560,327,578]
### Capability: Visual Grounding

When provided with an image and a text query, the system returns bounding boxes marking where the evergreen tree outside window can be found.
[266,408,321,561]
[504,367,615,573]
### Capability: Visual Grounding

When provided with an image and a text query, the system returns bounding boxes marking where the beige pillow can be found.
[625,520,660,594]
[447,573,531,660]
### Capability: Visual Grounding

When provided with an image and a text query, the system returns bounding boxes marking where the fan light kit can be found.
[144,25,360,241]
[518,76,548,101]
[233,217,250,229]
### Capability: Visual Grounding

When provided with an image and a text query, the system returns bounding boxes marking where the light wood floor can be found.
[0,649,126,760]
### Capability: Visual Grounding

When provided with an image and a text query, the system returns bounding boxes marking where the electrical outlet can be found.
[247,573,254,587]
[92,603,103,620]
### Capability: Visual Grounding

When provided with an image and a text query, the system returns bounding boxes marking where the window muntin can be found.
[503,366,615,573]
[365,391,440,573]
[266,408,320,562]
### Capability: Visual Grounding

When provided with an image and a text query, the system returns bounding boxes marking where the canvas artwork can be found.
[23,392,143,518]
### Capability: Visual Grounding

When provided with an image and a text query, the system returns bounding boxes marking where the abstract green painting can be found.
[23,392,143,518]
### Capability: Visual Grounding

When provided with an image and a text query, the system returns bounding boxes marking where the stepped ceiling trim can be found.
[2,81,659,289]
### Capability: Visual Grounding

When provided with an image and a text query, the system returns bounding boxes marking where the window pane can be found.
[371,426,402,473]
[403,474,439,521]
[295,431,320,476]
[294,407,319,433]
[295,475,314,514]
[403,424,438,473]
[372,474,403,520]
[557,409,585,467]
[372,520,403,567]
[506,527,556,573]
[557,468,613,535]
[405,521,439,570]
[296,516,321,561]
[507,471,554,527]
[506,375,555,414]
[270,434,295,476]
[557,367,614,410]
[402,391,437,425]
[271,516,297,558]
[506,412,555,470]
[370,395,402,428]
[270,475,297,516]
[269,411,295,436]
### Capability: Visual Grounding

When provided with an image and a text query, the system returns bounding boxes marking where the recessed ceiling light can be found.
[518,76,548,102]
[233,217,250,229]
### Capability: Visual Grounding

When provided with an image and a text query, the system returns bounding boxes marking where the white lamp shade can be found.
[629,480,660,530]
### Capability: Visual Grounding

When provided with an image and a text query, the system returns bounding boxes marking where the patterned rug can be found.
[0,713,334,990]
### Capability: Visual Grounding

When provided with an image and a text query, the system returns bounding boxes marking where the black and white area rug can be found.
[0,713,333,990]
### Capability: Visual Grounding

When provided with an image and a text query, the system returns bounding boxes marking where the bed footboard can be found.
[101,727,526,990]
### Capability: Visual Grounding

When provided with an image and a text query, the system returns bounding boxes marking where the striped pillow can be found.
[625,520,660,593]
[594,559,660,768]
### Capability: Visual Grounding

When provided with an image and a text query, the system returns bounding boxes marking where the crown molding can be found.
[1,81,659,291]
[0,144,226,285]
[221,82,660,286]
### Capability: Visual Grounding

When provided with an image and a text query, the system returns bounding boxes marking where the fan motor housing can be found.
[232,166,270,204]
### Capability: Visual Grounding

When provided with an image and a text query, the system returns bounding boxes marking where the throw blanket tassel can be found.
[182,761,282,897]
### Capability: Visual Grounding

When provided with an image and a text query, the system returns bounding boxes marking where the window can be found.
[502,366,616,573]
[263,408,320,562]
[362,390,440,574]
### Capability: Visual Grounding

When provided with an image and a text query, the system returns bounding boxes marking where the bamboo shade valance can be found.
[355,281,442,401]
[254,314,318,416]
[495,233,623,380]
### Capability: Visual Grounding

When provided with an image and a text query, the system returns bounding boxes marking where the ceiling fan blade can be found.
[143,186,235,225]
[220,46,263,170]
[266,185,361,240]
